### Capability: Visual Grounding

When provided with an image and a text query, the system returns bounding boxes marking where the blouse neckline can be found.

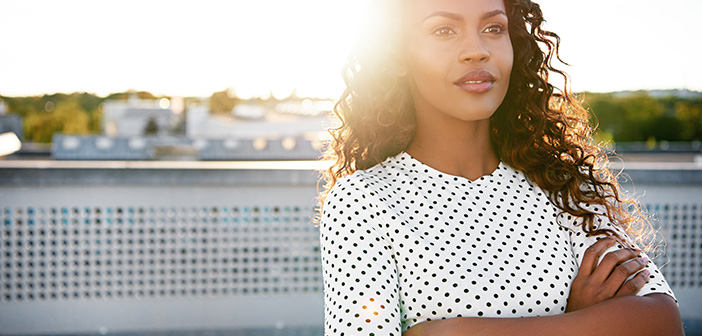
[396,151,507,186]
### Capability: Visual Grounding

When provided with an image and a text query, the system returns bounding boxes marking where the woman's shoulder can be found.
[320,156,404,240]
[334,153,405,186]
[325,154,405,207]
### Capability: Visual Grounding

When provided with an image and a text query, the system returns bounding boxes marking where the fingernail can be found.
[640,256,650,264]
[642,269,651,278]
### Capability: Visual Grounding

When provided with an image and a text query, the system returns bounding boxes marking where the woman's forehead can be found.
[407,0,507,20]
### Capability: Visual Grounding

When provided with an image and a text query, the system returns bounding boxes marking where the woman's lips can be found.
[454,70,496,94]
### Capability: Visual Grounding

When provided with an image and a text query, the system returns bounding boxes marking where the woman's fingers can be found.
[615,267,651,297]
[579,236,617,276]
[601,254,649,297]
[567,236,649,312]
[590,246,641,284]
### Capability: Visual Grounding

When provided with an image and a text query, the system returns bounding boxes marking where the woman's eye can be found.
[432,26,456,37]
[484,24,505,34]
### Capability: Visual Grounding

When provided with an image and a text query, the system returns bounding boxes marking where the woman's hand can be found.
[565,236,650,312]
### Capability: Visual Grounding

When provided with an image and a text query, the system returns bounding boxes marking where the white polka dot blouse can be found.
[320,152,675,335]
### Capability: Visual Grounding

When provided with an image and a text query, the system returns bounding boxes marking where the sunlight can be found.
[0,0,367,98]
[359,297,387,323]
[217,0,366,99]
[0,132,21,157]
[158,98,170,109]
[183,0,368,99]
[1,1,701,97]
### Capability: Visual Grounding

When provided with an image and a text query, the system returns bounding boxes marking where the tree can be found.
[104,90,157,101]
[675,100,702,141]
[23,98,91,143]
[586,92,668,142]
[143,115,159,135]
[209,89,239,114]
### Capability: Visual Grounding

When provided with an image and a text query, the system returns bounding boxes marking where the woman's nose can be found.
[458,33,490,63]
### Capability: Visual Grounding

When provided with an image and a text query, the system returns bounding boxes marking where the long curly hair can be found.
[320,0,651,247]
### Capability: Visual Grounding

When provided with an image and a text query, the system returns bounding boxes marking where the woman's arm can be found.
[565,235,651,312]
[404,293,682,336]
[404,238,683,336]
[320,176,403,335]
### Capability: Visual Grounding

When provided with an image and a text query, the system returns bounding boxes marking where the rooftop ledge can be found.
[0,160,330,186]
[1,159,701,171]
[0,160,701,186]
[0,159,332,171]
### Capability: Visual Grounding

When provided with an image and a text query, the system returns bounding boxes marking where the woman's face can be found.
[404,0,513,124]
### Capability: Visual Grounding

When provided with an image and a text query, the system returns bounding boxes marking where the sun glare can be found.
[221,0,366,99]
[0,0,367,99]
[158,98,170,109]
[0,0,700,97]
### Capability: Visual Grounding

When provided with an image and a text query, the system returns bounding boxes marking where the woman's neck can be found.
[406,118,499,181]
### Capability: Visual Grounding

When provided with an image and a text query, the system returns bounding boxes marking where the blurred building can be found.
[0,99,22,140]
[51,135,323,161]
[186,98,335,140]
[102,95,183,136]
[37,94,338,161]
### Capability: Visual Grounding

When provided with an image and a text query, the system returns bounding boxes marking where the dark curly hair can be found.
[320,0,651,248]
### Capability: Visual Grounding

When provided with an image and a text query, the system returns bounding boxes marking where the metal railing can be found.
[0,160,700,335]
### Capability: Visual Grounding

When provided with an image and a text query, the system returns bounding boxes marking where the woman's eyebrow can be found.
[424,11,463,22]
[424,9,507,22]
[481,9,508,20]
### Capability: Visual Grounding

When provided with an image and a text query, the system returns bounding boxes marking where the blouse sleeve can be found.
[320,175,402,335]
[560,203,676,301]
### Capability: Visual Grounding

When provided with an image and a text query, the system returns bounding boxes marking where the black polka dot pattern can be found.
[320,152,675,334]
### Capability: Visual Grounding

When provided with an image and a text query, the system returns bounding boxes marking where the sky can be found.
[0,0,700,99]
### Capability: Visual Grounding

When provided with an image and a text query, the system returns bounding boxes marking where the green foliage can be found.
[104,90,157,101]
[1,93,100,143]
[23,98,92,143]
[209,89,239,114]
[583,92,702,143]
[673,100,702,140]
[0,90,160,143]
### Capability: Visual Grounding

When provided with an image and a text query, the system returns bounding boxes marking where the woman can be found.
[319,0,683,335]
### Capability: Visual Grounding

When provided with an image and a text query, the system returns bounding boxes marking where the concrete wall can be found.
[0,161,700,335]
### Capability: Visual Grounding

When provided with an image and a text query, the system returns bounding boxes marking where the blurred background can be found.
[0,0,700,335]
